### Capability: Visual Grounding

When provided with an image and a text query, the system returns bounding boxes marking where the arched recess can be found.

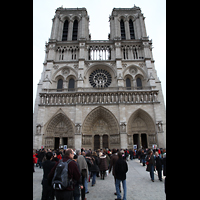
[127,108,156,148]
[84,63,117,88]
[52,65,78,82]
[82,106,119,135]
[44,110,75,149]
[123,64,147,79]
[82,106,120,149]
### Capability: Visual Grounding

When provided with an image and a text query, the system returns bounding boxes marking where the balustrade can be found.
[88,45,111,60]
[39,90,159,106]
[121,45,144,60]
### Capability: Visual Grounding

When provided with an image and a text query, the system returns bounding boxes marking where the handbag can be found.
[146,161,149,165]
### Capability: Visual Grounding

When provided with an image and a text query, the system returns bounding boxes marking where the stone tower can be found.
[33,6,166,150]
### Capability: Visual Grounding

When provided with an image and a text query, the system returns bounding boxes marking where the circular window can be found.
[89,69,112,88]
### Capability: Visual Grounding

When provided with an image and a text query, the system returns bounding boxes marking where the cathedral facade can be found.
[33,6,166,150]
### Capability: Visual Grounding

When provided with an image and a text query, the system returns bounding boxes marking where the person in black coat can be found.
[90,151,99,186]
[41,152,56,200]
[146,150,156,182]
[140,150,146,166]
[155,152,163,181]
[129,149,134,160]
[115,152,128,200]
[38,149,45,168]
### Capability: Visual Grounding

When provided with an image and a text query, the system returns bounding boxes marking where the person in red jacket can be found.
[33,151,37,172]
[48,149,81,200]
[158,148,161,155]
[56,151,62,160]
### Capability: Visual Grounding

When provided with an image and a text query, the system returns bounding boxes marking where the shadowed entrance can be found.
[128,108,156,149]
[82,106,120,150]
[44,111,75,149]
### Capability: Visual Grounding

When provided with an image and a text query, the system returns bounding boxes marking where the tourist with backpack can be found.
[48,149,81,200]
[41,152,56,200]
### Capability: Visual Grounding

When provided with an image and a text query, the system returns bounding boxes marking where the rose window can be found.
[89,69,112,88]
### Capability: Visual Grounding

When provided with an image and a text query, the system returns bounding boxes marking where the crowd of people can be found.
[33,147,166,200]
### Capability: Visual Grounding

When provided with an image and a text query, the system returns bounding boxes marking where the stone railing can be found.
[39,89,159,106]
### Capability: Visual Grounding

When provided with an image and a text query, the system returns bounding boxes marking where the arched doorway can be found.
[103,135,109,149]
[94,135,100,150]
[128,109,156,149]
[44,111,75,149]
[82,106,120,150]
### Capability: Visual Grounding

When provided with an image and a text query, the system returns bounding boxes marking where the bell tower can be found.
[50,7,90,41]
[109,6,147,40]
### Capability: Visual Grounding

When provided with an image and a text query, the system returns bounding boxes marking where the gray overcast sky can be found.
[33,0,166,111]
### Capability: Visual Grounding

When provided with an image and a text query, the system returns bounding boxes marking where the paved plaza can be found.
[33,159,166,200]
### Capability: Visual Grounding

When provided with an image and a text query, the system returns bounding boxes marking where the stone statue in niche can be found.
[36,124,42,134]
[120,122,126,132]
[157,121,163,132]
[75,124,81,134]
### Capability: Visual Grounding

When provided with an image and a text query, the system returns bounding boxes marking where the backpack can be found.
[52,159,72,190]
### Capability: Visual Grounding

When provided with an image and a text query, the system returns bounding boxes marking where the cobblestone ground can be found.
[33,159,166,200]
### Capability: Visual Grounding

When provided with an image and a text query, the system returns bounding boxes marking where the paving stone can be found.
[33,159,166,200]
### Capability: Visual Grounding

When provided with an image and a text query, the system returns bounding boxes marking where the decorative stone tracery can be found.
[127,108,156,148]
[82,106,120,149]
[44,111,75,149]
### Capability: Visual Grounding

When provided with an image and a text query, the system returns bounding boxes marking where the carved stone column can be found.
[120,122,127,149]
[75,123,82,150]
[100,135,103,149]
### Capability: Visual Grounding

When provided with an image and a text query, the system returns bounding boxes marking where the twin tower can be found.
[50,6,147,41]
[33,6,166,151]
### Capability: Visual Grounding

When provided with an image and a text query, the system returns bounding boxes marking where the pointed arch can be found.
[52,65,78,81]
[123,64,147,79]
[84,63,117,79]
[57,78,63,91]
[62,19,68,41]
[82,106,119,135]
[72,19,78,41]
[127,108,155,134]
[120,19,126,40]
[45,110,75,137]
[129,19,135,39]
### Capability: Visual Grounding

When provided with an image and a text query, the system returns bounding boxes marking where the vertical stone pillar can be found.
[68,20,73,41]
[74,123,82,150]
[100,135,103,149]
[138,133,141,148]
[59,137,62,147]
[120,122,127,149]
[125,20,130,39]
[120,132,127,149]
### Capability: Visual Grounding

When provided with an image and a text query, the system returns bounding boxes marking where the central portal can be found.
[93,119,109,150]
[94,135,100,150]
[82,106,120,150]
[103,135,108,149]
[93,134,109,150]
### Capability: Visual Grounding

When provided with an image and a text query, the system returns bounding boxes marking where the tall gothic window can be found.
[120,19,126,40]
[129,19,135,39]
[72,20,78,41]
[126,77,131,90]
[136,77,142,89]
[57,79,63,91]
[62,20,68,41]
[68,78,75,91]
